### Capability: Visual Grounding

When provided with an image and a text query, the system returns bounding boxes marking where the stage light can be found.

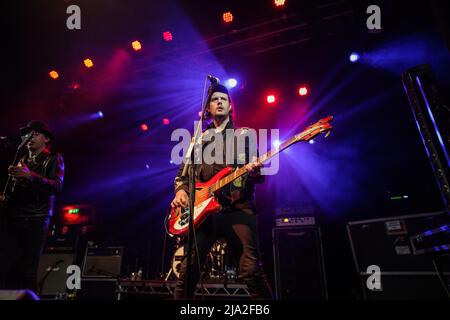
[309,139,315,144]
[84,58,94,68]
[89,111,104,120]
[273,139,281,148]
[274,0,286,7]
[140,123,149,131]
[223,12,233,24]
[298,86,309,96]
[145,163,150,169]
[349,52,360,63]
[49,70,59,79]
[163,118,170,125]
[163,31,173,42]
[225,78,238,89]
[267,94,276,104]
[68,82,80,90]
[132,40,142,51]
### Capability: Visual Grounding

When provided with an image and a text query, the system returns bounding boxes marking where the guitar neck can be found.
[2,146,24,195]
[208,115,333,194]
[209,134,301,193]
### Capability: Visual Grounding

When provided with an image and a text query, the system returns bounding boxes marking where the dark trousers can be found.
[173,212,273,300]
[0,215,49,292]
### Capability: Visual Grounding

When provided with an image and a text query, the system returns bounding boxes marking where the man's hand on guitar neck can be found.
[0,192,5,206]
[8,164,32,181]
[171,189,189,208]
[244,161,262,178]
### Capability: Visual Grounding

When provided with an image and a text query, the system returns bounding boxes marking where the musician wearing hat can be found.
[171,84,273,299]
[0,120,64,293]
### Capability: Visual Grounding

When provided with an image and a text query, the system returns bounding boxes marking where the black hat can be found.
[205,83,231,108]
[205,84,232,119]
[20,120,53,141]
[207,83,229,102]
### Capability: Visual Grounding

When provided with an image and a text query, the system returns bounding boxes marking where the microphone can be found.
[207,75,220,84]
[21,131,34,143]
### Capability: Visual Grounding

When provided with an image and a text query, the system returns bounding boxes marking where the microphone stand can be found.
[183,77,216,298]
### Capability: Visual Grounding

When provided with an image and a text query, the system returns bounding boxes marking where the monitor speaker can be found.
[37,252,76,296]
[272,226,328,299]
[0,290,39,300]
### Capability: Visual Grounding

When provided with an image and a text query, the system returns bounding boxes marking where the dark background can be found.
[1,0,449,299]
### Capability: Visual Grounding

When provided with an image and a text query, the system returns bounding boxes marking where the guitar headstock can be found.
[295,115,333,142]
[18,131,35,150]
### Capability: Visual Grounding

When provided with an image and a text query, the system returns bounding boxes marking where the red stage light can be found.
[49,70,59,79]
[298,86,308,96]
[84,58,94,68]
[222,12,233,24]
[163,118,170,125]
[274,0,286,7]
[267,94,276,104]
[140,123,149,131]
[132,40,142,51]
[163,31,173,42]
[68,82,80,90]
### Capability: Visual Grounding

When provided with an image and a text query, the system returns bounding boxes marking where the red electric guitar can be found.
[167,115,333,236]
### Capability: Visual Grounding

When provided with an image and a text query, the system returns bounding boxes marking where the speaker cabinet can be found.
[82,247,123,278]
[37,252,76,296]
[347,211,450,300]
[272,227,328,300]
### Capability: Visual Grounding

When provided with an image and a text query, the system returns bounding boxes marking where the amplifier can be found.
[37,252,77,296]
[275,216,316,227]
[275,206,317,227]
[347,211,450,300]
[82,246,124,278]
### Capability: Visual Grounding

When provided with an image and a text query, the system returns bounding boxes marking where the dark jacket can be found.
[174,121,264,218]
[8,148,64,217]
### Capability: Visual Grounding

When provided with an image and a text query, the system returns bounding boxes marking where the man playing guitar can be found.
[170,84,273,299]
[0,120,64,293]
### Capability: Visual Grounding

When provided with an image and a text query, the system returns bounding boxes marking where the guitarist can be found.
[171,84,273,299]
[0,120,64,293]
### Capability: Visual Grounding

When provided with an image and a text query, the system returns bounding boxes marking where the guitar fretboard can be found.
[209,130,311,193]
